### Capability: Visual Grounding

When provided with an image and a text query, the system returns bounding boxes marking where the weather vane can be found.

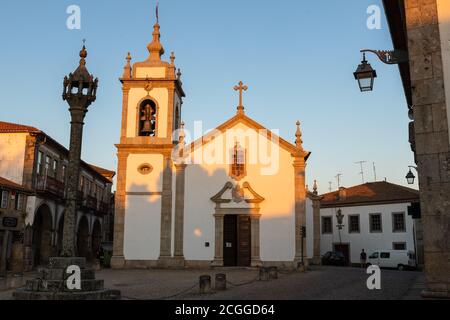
[156,2,159,23]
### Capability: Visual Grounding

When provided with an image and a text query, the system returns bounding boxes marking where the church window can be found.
[230,143,246,181]
[139,99,157,137]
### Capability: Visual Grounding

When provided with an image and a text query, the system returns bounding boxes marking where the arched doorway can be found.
[33,204,53,267]
[91,220,102,258]
[76,216,90,260]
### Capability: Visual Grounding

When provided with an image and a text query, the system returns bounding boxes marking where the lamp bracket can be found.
[361,49,409,65]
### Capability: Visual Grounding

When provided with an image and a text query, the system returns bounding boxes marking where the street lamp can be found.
[336,209,344,244]
[354,54,377,92]
[354,49,408,92]
[406,166,418,185]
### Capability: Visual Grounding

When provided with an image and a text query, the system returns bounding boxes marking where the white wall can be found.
[123,153,164,260]
[183,121,297,262]
[0,133,27,185]
[305,197,314,259]
[319,203,415,264]
[437,0,450,142]
[124,195,161,260]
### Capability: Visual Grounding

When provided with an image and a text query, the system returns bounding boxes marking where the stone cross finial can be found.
[234,81,248,114]
[295,121,303,150]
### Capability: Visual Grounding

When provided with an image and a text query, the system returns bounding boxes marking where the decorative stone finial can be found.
[122,52,132,79]
[295,121,303,150]
[147,22,165,61]
[313,180,318,195]
[179,121,186,143]
[79,45,87,66]
[170,52,175,65]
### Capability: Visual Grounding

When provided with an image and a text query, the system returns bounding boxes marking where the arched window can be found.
[139,99,157,137]
[230,142,246,181]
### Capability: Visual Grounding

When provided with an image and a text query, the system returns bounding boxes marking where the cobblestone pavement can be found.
[0,266,424,300]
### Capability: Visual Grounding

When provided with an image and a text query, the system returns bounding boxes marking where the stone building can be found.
[112,19,311,269]
[0,121,115,270]
[382,0,450,298]
[0,177,32,275]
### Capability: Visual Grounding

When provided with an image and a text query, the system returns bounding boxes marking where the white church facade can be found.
[111,20,318,269]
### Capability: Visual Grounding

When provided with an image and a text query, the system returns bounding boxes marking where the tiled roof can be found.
[88,164,116,181]
[321,181,419,207]
[0,121,114,184]
[0,121,40,133]
[0,177,31,193]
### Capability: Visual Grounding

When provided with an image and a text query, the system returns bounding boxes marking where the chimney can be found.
[338,187,347,200]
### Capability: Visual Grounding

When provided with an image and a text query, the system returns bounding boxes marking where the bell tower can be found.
[112,12,185,269]
[119,22,185,143]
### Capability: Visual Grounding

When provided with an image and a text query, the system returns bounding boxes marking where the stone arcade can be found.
[111,17,316,270]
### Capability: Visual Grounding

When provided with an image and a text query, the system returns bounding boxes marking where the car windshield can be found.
[369,252,379,259]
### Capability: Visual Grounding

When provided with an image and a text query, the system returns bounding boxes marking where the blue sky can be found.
[0,0,416,193]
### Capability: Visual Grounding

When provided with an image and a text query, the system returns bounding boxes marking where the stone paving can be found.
[0,266,424,300]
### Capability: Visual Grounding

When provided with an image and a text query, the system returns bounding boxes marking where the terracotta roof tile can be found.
[321,181,419,207]
[0,121,40,133]
[0,177,31,192]
[88,164,116,181]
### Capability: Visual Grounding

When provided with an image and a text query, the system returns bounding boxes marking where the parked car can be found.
[367,250,416,271]
[321,251,347,266]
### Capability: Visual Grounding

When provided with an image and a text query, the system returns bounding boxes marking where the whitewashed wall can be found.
[124,195,162,260]
[0,133,27,185]
[183,121,297,262]
[306,197,314,259]
[123,154,164,260]
[319,203,415,264]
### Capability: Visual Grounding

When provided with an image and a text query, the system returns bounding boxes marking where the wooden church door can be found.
[223,215,251,267]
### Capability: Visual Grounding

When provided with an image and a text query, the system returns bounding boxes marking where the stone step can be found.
[48,257,87,269]
[25,279,104,292]
[13,288,121,300]
[42,268,96,281]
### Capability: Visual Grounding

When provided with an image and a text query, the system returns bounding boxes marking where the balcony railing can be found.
[36,175,65,198]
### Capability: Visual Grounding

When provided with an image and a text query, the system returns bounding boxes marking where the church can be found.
[111,18,317,270]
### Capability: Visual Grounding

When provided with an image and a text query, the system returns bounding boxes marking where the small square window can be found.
[393,242,406,250]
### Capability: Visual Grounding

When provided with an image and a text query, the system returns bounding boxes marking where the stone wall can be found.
[405,0,450,298]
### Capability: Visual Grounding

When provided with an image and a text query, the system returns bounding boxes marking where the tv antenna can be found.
[355,161,367,184]
[335,174,343,188]
[373,162,377,182]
